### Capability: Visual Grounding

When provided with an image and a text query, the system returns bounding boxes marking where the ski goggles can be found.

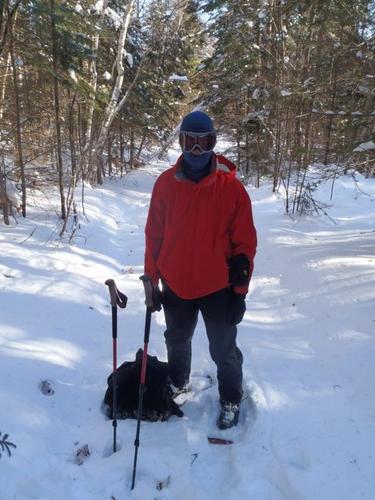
[179,131,217,153]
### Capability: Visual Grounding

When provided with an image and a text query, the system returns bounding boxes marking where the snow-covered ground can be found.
[1,149,375,500]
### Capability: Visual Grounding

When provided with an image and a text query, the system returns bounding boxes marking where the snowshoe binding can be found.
[169,383,192,405]
[217,401,240,430]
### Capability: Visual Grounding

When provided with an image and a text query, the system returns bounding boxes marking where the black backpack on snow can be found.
[103,349,183,421]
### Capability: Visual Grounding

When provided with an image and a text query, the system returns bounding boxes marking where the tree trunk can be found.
[50,0,66,220]
[107,130,112,176]
[136,131,146,160]
[77,99,83,155]
[93,0,140,178]
[130,128,134,169]
[9,21,26,217]
[0,52,11,123]
[0,0,22,57]
[236,128,241,172]
[68,93,77,176]
[119,116,125,177]
[323,58,338,165]
[0,156,10,225]
[245,131,250,179]
[79,0,110,180]
[0,50,11,222]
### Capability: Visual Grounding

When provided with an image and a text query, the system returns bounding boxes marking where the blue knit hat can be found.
[180,111,216,133]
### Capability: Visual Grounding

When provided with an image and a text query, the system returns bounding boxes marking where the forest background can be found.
[0,0,374,229]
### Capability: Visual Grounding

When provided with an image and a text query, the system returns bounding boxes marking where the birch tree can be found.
[80,0,110,181]
[92,0,137,184]
[0,0,22,57]
[9,20,26,216]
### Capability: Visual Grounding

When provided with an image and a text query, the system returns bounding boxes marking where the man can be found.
[144,110,257,429]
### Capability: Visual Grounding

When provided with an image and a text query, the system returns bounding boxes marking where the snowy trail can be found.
[245,181,375,500]
[1,154,375,499]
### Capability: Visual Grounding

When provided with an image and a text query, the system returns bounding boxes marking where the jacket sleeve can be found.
[144,176,165,285]
[230,182,257,295]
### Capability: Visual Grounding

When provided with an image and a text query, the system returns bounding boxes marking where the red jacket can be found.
[144,154,257,299]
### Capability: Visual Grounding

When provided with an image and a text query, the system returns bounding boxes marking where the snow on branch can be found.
[169,74,188,82]
[353,141,375,153]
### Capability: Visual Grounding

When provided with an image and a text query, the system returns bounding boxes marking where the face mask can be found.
[183,151,213,171]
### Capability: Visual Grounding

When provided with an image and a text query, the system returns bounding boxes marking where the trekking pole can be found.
[105,279,127,453]
[131,275,154,490]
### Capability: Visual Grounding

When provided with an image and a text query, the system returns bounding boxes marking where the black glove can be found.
[228,254,252,287]
[151,285,163,312]
[227,291,246,325]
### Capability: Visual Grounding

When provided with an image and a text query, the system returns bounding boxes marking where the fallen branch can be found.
[0,431,17,458]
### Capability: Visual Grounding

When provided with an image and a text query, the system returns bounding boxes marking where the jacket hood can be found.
[215,154,237,175]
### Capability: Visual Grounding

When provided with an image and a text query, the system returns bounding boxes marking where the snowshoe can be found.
[217,401,240,430]
[169,383,192,405]
[170,383,191,397]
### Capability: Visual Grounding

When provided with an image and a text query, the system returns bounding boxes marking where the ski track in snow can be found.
[1,149,375,499]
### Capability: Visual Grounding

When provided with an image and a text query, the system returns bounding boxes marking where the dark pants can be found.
[162,284,243,404]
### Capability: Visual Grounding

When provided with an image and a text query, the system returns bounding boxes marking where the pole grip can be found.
[139,275,154,308]
[105,279,128,308]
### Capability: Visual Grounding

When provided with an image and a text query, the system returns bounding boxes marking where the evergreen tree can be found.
[200,0,374,204]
